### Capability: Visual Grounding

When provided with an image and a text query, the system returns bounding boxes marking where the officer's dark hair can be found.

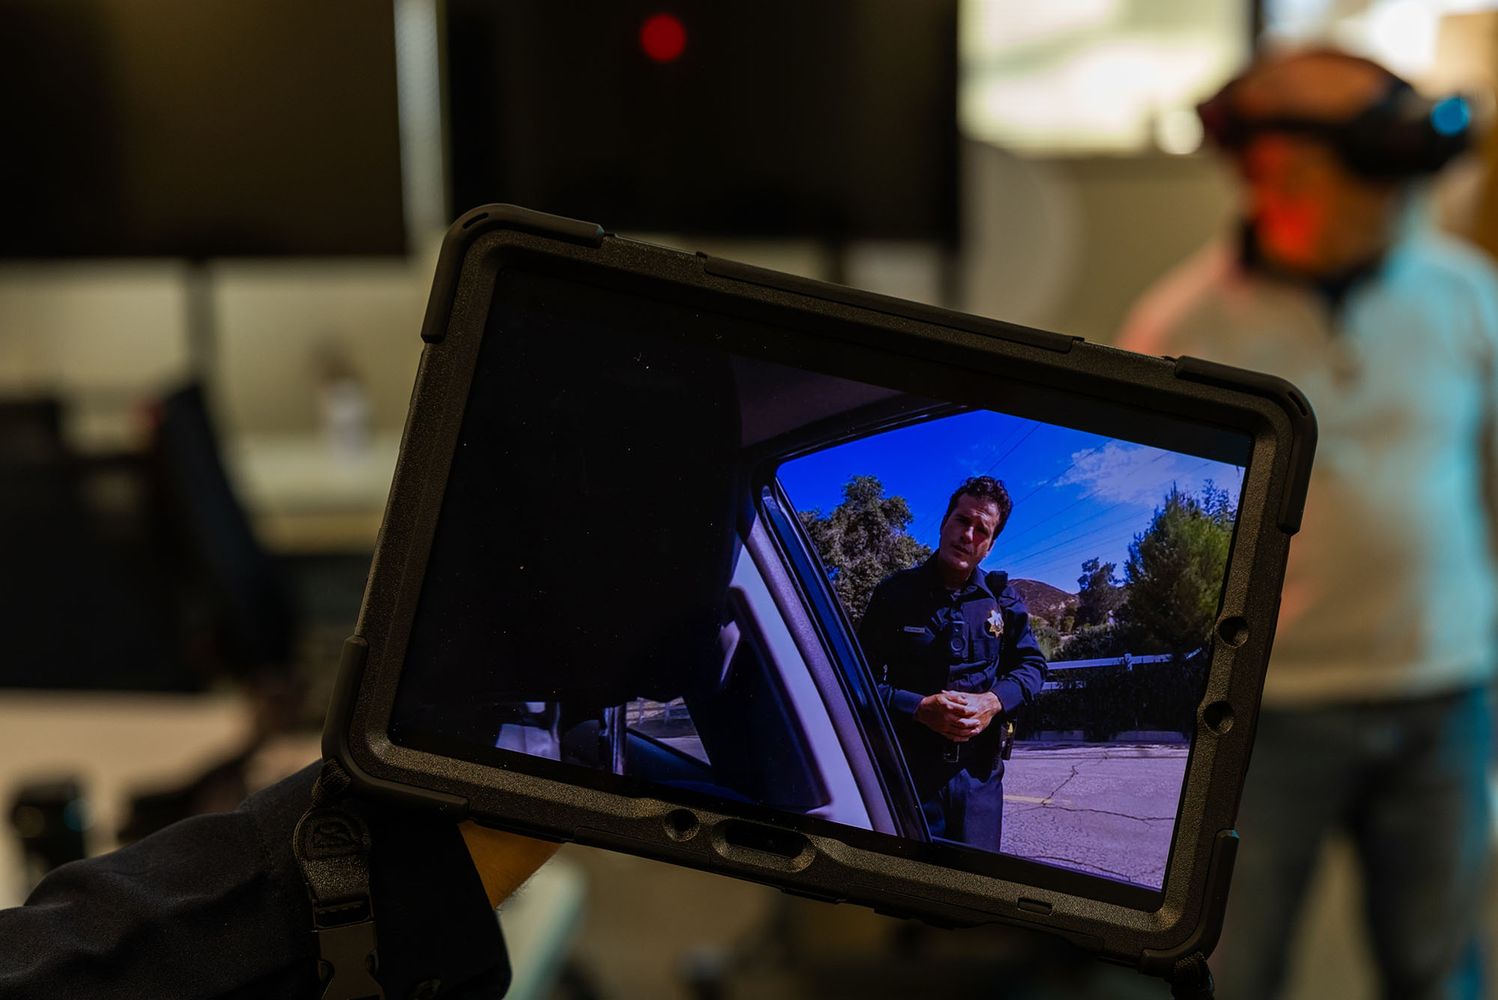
[942,476,1013,537]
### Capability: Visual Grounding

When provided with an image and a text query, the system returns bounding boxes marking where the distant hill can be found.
[1010,578,1076,624]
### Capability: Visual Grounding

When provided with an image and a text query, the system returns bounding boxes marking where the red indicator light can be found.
[640,13,687,63]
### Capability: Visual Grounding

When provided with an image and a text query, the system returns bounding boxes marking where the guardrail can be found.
[1040,652,1189,692]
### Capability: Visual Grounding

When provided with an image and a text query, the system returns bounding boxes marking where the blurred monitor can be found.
[0,0,407,258]
[444,0,959,244]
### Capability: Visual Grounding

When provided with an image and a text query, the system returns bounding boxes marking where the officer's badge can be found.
[985,608,1004,638]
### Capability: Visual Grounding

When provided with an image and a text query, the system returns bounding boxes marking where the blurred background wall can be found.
[3,1,1497,998]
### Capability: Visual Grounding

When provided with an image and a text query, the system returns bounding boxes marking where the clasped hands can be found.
[913,690,1002,741]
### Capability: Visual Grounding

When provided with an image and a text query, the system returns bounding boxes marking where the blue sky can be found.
[776,410,1246,593]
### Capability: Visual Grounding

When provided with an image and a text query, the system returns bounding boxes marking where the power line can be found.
[1007,530,1143,584]
[1000,461,1224,565]
[999,462,1243,583]
[998,449,1178,546]
[1010,444,1102,507]
[1001,497,1138,555]
[1002,511,1151,569]
[1002,454,1225,551]
[982,421,1042,477]
[916,419,1042,540]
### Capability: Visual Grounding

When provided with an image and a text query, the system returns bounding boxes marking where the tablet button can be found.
[1017,897,1053,916]
[721,820,807,860]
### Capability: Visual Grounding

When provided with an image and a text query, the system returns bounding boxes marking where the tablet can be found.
[325,205,1315,981]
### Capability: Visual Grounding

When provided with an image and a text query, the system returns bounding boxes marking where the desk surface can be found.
[0,691,583,998]
[0,692,263,906]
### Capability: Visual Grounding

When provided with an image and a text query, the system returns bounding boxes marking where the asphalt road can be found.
[1002,742,1189,889]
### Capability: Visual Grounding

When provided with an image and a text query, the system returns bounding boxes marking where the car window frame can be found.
[753,480,928,839]
[749,404,977,842]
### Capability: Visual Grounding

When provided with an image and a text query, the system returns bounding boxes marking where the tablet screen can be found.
[389,266,1252,904]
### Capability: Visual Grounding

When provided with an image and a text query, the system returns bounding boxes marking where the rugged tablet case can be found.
[324,204,1316,981]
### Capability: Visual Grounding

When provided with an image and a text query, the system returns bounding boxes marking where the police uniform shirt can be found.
[858,557,1048,768]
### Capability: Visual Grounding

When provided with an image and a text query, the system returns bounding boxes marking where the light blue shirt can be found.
[1119,230,1498,705]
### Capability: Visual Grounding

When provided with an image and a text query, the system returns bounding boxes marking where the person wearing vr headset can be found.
[1120,47,1496,1000]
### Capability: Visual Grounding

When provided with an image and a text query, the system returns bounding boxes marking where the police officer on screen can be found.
[857,476,1047,851]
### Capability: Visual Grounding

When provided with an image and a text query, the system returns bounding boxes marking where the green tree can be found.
[1074,557,1124,628]
[799,475,932,627]
[1061,621,1130,660]
[1118,485,1234,655]
[1029,617,1063,660]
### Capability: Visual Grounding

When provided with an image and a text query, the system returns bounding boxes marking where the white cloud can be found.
[1055,442,1240,507]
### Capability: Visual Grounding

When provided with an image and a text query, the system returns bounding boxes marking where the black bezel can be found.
[327,204,1315,978]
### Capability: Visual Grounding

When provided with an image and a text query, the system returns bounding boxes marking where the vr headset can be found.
[1197,56,1474,180]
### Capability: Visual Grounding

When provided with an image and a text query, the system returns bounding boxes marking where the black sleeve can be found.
[0,763,511,1000]
[856,584,891,679]
[991,590,1048,715]
[858,582,925,721]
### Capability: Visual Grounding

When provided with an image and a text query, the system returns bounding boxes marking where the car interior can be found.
[391,282,947,839]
